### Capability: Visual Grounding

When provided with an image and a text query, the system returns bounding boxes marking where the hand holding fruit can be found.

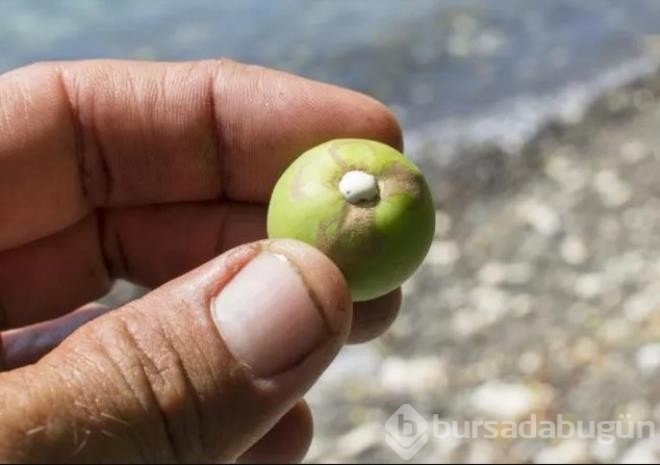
[0,59,408,462]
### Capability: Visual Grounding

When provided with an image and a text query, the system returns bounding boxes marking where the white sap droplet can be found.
[339,170,379,204]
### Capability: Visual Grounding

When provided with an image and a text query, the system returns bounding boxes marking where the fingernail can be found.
[211,252,331,377]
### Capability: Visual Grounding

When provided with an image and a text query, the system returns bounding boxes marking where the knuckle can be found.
[69,308,210,462]
[55,65,113,208]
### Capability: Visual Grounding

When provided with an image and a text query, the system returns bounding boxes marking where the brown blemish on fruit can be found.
[379,162,423,201]
[316,203,347,253]
[336,205,383,262]
[290,162,309,201]
[316,200,385,274]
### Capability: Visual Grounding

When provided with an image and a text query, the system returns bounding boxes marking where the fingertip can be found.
[237,401,313,464]
[316,84,404,153]
[348,287,402,344]
[361,96,405,152]
[262,239,403,346]
[225,58,405,157]
[210,238,352,380]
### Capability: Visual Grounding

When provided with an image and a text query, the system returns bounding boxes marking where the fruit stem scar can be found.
[339,170,379,204]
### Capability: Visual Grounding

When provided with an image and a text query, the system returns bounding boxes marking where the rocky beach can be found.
[304,68,660,463]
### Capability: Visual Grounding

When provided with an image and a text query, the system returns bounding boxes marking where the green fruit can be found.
[267,138,435,301]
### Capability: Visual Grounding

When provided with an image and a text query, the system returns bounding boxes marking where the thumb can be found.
[0,239,352,463]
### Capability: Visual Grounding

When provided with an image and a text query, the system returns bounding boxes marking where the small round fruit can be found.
[267,138,435,301]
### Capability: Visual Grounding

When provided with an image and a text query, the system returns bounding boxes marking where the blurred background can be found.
[5,0,660,462]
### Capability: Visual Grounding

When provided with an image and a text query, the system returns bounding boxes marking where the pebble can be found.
[435,211,452,237]
[618,439,660,464]
[596,317,634,345]
[636,344,660,376]
[517,198,562,235]
[470,285,510,319]
[426,240,461,267]
[545,154,587,192]
[478,262,507,285]
[574,273,604,299]
[428,424,462,459]
[560,99,588,125]
[593,170,632,208]
[591,440,619,463]
[572,337,599,364]
[478,262,532,285]
[624,290,659,322]
[620,139,648,164]
[560,235,588,265]
[604,252,646,285]
[312,345,382,388]
[469,381,551,419]
[510,293,535,317]
[621,400,651,422]
[518,351,544,374]
[380,356,448,395]
[506,262,533,284]
[534,438,589,464]
[470,359,502,381]
[466,441,497,464]
[334,422,382,459]
[452,308,489,336]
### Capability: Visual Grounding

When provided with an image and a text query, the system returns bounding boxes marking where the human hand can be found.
[0,59,403,463]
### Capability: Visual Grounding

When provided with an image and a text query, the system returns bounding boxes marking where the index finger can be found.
[0,59,402,250]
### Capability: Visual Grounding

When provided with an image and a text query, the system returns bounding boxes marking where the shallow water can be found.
[3,0,660,158]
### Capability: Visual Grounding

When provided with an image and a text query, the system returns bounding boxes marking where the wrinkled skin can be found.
[267,138,435,301]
